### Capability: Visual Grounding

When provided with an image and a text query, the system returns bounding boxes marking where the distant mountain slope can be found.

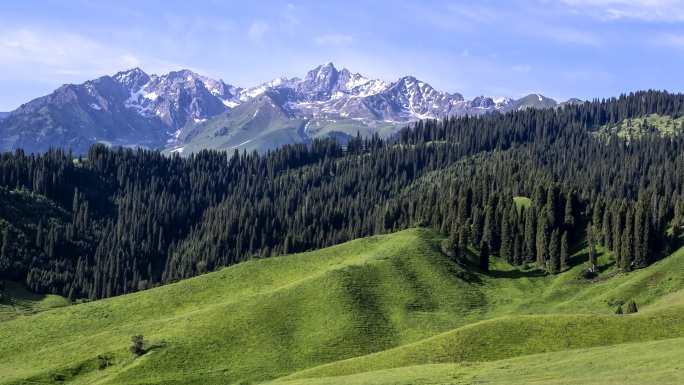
[2,228,684,385]
[507,93,558,110]
[0,63,569,154]
[0,112,8,121]
[0,68,239,154]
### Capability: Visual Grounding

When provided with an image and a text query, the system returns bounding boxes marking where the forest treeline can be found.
[0,90,683,299]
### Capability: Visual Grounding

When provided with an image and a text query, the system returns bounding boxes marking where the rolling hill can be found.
[2,227,684,385]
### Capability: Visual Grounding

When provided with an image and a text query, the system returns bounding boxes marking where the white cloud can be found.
[0,28,143,81]
[656,33,684,48]
[314,34,353,46]
[545,27,602,46]
[559,0,684,21]
[446,4,502,23]
[512,64,532,73]
[248,20,269,42]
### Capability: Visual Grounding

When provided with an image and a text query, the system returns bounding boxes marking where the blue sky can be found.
[1,0,684,110]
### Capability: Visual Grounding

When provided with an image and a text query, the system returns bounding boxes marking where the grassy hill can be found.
[0,280,70,322]
[595,113,684,141]
[270,337,684,385]
[2,228,684,384]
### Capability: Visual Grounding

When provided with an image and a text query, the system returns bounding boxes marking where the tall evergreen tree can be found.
[500,213,513,263]
[548,229,560,274]
[560,231,569,271]
[479,240,490,272]
[587,224,597,273]
[564,193,575,229]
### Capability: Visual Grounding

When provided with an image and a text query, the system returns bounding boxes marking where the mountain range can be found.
[0,63,578,154]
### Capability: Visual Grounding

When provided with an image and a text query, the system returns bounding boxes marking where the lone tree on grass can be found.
[625,300,638,314]
[130,335,145,357]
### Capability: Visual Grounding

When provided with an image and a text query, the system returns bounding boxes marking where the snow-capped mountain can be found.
[234,63,480,123]
[115,68,241,133]
[0,63,564,155]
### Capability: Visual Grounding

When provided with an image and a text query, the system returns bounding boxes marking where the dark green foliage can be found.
[615,305,623,315]
[587,224,597,273]
[0,90,682,299]
[560,231,569,271]
[564,194,575,228]
[548,229,560,274]
[479,241,489,272]
[626,300,638,314]
[97,354,113,370]
[130,335,145,357]
[499,212,513,263]
[441,230,460,262]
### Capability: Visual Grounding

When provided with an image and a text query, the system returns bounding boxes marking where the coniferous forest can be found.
[1,90,683,300]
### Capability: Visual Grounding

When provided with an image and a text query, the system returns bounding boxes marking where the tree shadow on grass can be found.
[488,268,547,279]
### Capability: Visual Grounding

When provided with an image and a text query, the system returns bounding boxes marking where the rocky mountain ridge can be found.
[0,63,573,154]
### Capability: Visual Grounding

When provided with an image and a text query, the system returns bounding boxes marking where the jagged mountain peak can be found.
[0,62,562,155]
[508,93,558,111]
[112,67,150,90]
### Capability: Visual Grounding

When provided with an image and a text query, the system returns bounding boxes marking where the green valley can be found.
[2,228,684,385]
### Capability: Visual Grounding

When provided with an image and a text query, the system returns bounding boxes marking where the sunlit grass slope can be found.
[0,229,482,385]
[2,228,684,385]
[271,336,684,385]
[282,243,684,381]
[0,280,69,321]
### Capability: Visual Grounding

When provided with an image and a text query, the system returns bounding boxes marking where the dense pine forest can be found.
[1,90,683,300]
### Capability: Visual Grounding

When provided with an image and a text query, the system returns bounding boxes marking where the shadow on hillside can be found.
[0,280,48,305]
[568,250,588,267]
[488,268,547,279]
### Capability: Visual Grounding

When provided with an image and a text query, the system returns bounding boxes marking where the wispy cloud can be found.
[248,20,269,42]
[544,27,602,46]
[559,0,684,22]
[512,64,532,73]
[445,3,503,24]
[314,34,353,46]
[0,28,141,79]
[0,26,187,85]
[656,33,684,48]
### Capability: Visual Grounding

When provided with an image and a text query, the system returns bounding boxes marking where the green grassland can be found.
[270,337,684,385]
[0,280,70,321]
[2,228,684,384]
[595,113,684,141]
[513,196,532,212]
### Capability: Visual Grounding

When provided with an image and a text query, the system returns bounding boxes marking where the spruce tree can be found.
[536,213,549,269]
[513,233,523,265]
[560,231,569,271]
[546,186,559,228]
[626,300,638,314]
[483,204,495,252]
[633,201,646,267]
[621,209,634,271]
[564,193,575,229]
[458,222,470,252]
[548,229,560,273]
[471,208,483,248]
[524,207,536,262]
[602,209,612,250]
[500,213,512,263]
[479,240,490,272]
[587,224,597,273]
